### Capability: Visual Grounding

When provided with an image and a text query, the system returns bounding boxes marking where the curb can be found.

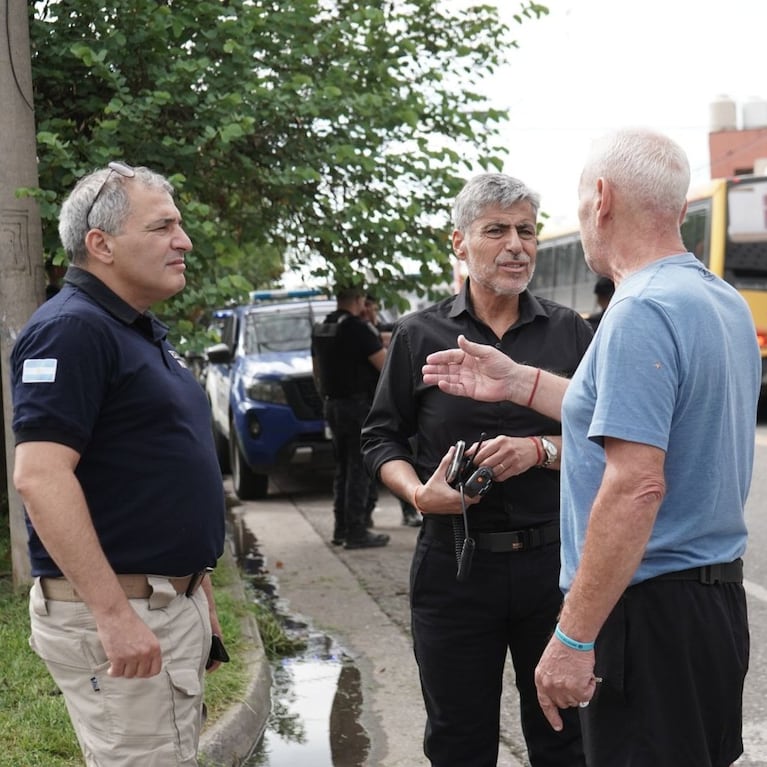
[198,543,271,766]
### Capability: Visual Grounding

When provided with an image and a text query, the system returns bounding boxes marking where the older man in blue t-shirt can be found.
[422,128,760,767]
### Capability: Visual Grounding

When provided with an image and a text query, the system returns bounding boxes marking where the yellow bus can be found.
[534,175,767,393]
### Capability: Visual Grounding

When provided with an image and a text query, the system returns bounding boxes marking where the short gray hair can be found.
[581,128,690,215]
[452,173,540,232]
[58,165,174,264]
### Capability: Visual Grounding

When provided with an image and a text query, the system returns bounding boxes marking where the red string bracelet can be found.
[527,436,543,466]
[526,367,541,408]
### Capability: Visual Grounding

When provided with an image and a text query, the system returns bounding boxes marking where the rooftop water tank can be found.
[742,97,767,130]
[710,94,737,132]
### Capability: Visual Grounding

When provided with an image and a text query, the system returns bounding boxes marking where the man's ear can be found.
[452,230,467,260]
[595,177,611,226]
[85,229,114,264]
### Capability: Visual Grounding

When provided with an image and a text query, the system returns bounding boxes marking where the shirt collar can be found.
[448,277,548,326]
[63,266,168,341]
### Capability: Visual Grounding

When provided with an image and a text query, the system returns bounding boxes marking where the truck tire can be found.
[230,437,269,500]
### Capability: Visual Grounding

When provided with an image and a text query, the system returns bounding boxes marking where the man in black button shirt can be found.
[361,174,592,766]
[312,285,389,549]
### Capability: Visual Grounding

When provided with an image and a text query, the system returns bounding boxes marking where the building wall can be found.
[709,127,767,178]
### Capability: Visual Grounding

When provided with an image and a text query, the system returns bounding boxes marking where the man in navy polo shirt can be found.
[11,162,226,767]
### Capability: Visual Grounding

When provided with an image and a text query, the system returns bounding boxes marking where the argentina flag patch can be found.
[22,358,58,383]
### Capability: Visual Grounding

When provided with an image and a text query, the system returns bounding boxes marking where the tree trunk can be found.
[1,0,45,586]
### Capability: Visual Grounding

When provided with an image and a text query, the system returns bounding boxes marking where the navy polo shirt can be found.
[11,267,225,577]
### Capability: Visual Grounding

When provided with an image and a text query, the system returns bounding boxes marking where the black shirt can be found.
[361,281,593,533]
[311,309,383,398]
[11,267,226,577]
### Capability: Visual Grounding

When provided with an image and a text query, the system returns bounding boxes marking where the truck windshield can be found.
[243,312,313,354]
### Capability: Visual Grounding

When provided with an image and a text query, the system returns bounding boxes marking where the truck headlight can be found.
[245,379,287,404]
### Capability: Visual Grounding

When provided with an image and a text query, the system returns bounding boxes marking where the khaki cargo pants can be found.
[29,576,212,767]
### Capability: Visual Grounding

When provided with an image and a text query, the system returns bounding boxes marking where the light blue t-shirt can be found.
[560,253,760,591]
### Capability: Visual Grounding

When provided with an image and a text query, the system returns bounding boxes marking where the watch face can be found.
[542,437,557,464]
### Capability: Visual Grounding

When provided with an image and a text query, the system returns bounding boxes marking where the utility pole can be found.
[1,0,44,585]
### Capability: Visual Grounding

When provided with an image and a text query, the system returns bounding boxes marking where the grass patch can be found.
[248,598,306,660]
[0,578,81,767]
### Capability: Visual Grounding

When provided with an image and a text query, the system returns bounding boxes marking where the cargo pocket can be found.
[167,667,203,763]
[72,666,201,766]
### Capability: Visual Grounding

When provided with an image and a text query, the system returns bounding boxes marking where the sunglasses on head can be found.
[85,161,136,228]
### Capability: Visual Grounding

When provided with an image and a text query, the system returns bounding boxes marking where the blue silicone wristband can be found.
[554,624,595,652]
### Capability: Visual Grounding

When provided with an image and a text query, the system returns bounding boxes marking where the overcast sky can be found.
[486,0,767,227]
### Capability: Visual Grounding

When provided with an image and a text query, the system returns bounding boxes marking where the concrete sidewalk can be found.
[230,496,426,766]
[220,481,528,767]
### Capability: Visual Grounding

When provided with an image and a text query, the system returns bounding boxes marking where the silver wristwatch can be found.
[540,436,558,467]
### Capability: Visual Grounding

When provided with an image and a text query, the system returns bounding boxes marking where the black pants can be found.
[410,530,585,767]
[325,396,374,541]
[581,576,749,767]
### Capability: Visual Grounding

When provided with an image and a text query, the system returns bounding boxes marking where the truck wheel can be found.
[230,438,268,500]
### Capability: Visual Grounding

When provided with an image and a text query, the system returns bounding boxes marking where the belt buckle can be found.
[699,564,721,585]
[511,540,524,551]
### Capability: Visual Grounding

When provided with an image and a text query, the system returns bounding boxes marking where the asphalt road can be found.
[233,420,767,767]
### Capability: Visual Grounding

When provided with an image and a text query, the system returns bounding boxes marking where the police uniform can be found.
[312,308,384,545]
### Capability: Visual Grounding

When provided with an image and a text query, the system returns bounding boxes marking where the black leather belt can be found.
[651,559,743,585]
[424,520,559,553]
[325,393,372,402]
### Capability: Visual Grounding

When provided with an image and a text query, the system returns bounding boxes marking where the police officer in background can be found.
[312,285,390,549]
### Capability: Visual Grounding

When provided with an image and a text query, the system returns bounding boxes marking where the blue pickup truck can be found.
[204,290,336,499]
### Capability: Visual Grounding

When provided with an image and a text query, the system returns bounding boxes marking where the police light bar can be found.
[249,288,325,302]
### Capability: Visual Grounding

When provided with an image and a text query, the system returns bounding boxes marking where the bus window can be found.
[554,242,577,307]
[573,245,594,312]
[533,239,557,301]
[534,233,594,315]
[681,202,711,266]
[726,179,767,290]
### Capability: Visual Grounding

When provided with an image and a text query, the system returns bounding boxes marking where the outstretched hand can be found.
[422,335,516,403]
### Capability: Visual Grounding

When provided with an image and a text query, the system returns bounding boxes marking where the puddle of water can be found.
[233,514,370,767]
[244,655,368,767]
